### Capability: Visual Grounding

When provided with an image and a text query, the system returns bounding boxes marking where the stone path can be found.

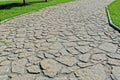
[0,0,120,80]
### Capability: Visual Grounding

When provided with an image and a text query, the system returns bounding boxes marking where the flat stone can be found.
[78,54,90,63]
[62,42,77,47]
[15,42,24,49]
[67,47,79,55]
[56,56,77,66]
[18,52,33,58]
[99,43,118,53]
[10,74,36,80]
[27,65,40,74]
[24,42,34,49]
[68,73,78,80]
[12,58,27,74]
[68,66,80,72]
[49,42,63,50]
[16,28,26,34]
[44,53,55,58]
[77,62,93,68]
[36,51,45,59]
[40,59,62,77]
[75,46,92,54]
[0,60,10,66]
[68,36,79,41]
[47,50,60,57]
[28,56,40,64]
[112,66,120,80]
[0,75,8,80]
[0,57,6,62]
[54,75,68,80]
[107,58,120,66]
[35,75,49,80]
[61,67,71,74]
[77,41,90,46]
[0,66,10,74]
[107,53,120,60]
[91,53,106,61]
[59,48,72,56]
[75,64,106,80]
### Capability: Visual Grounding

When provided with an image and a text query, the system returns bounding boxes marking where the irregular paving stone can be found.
[18,52,33,58]
[0,57,6,62]
[15,42,24,49]
[77,62,93,68]
[59,48,72,56]
[77,41,90,46]
[56,56,78,66]
[91,53,106,62]
[10,74,36,80]
[78,53,91,63]
[99,43,118,53]
[62,42,77,47]
[47,50,60,57]
[53,75,68,80]
[0,66,10,74]
[16,28,26,34]
[35,75,49,80]
[75,64,107,80]
[107,58,120,66]
[44,53,55,58]
[24,42,34,49]
[112,66,120,80]
[7,54,18,60]
[36,51,45,59]
[61,67,71,74]
[27,56,41,64]
[49,42,63,50]
[68,73,78,80]
[12,58,27,74]
[0,60,10,66]
[107,53,120,60]
[75,46,92,54]
[68,36,79,41]
[27,65,40,74]
[40,59,62,77]
[68,66,80,72]
[0,75,8,80]
[67,47,79,55]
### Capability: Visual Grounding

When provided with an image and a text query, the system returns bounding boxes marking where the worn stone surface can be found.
[99,43,117,53]
[75,46,92,54]
[56,56,78,66]
[27,65,40,74]
[40,59,62,77]
[0,0,118,79]
[112,66,120,80]
[0,75,8,80]
[75,64,107,80]
[78,53,90,63]
[12,59,27,74]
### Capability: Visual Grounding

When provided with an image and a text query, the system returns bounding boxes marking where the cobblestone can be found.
[0,0,118,79]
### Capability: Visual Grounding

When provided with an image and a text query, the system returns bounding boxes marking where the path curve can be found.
[0,0,120,80]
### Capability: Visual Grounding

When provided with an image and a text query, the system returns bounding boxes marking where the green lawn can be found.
[108,0,120,27]
[0,0,74,22]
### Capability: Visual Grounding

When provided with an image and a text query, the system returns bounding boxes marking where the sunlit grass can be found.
[0,0,74,22]
[108,0,120,27]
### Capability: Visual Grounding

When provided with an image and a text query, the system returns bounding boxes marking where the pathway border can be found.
[106,0,120,32]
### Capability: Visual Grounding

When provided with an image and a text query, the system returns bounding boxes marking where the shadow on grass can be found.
[0,1,46,9]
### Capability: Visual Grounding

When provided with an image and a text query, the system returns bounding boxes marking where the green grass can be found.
[108,0,120,27]
[0,0,74,22]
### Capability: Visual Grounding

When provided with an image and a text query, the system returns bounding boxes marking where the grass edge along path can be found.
[107,0,120,28]
[0,0,74,23]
